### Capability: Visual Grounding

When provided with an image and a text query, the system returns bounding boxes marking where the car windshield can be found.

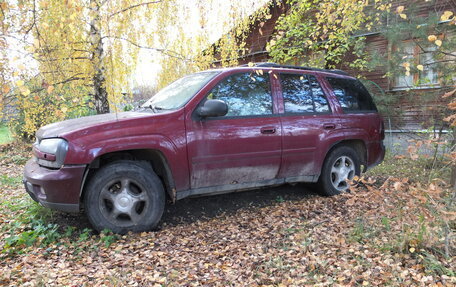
[142,71,219,111]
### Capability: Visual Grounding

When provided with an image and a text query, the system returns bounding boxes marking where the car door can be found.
[185,70,282,189]
[276,72,342,180]
[324,76,383,164]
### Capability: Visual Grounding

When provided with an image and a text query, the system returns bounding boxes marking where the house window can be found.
[393,41,439,89]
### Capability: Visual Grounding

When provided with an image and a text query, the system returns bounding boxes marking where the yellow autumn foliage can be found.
[155,1,272,88]
[2,0,182,137]
[3,0,269,138]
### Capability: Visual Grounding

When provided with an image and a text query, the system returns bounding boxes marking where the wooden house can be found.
[212,0,455,131]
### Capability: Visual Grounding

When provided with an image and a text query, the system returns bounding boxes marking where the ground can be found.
[0,143,454,286]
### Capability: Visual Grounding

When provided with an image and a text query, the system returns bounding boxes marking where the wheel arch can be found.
[80,149,176,206]
[324,139,367,172]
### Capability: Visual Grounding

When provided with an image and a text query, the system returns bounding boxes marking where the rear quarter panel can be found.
[340,113,384,167]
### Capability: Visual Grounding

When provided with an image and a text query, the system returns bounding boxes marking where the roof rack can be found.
[240,62,349,76]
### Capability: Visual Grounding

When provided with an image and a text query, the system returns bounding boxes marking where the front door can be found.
[186,71,282,189]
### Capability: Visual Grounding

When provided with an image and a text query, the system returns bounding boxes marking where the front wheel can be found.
[318,146,360,196]
[84,160,165,234]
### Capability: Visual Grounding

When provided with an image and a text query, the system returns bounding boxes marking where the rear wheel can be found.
[318,146,360,196]
[84,160,165,234]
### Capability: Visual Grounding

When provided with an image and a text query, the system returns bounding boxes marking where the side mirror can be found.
[196,99,228,118]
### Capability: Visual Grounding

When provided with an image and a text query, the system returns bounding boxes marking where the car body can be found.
[24,63,385,233]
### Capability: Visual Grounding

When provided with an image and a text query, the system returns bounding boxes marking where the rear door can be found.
[186,70,282,189]
[324,77,383,165]
[276,72,342,180]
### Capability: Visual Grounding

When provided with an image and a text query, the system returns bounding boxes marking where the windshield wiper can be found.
[145,105,168,113]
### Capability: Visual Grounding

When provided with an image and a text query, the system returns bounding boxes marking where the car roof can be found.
[206,62,355,78]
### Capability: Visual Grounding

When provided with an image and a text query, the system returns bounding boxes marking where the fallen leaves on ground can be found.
[0,147,454,286]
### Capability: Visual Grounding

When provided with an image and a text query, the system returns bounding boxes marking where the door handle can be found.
[260,127,276,134]
[323,123,336,130]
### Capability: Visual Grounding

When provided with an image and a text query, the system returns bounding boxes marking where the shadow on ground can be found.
[52,183,320,232]
[161,183,319,228]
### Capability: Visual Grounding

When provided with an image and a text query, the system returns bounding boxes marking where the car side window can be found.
[326,77,377,112]
[280,73,330,113]
[207,72,273,117]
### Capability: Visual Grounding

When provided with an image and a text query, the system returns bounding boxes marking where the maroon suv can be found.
[24,63,385,233]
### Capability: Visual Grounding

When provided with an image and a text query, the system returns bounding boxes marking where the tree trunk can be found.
[90,0,109,114]
[451,126,456,189]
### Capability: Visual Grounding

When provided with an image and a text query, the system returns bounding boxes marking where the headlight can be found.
[34,138,68,168]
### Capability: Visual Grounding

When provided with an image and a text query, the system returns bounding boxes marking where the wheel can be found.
[84,160,165,234]
[318,146,360,196]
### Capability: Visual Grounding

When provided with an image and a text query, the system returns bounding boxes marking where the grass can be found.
[348,217,378,244]
[0,124,12,145]
[0,173,118,256]
[422,252,455,277]
[353,149,455,277]
[0,174,22,186]
[366,150,451,184]
[0,183,60,255]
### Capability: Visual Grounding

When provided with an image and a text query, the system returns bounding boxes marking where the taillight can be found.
[380,121,385,140]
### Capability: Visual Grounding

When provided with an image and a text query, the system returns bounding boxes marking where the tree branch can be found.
[423,59,456,65]
[30,74,87,94]
[440,51,456,58]
[22,0,37,37]
[103,35,193,62]
[413,38,456,61]
[37,56,91,62]
[109,1,162,18]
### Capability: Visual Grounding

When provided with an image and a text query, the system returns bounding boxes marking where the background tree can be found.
[266,0,389,70]
[380,5,455,154]
[29,0,174,114]
[0,1,30,118]
[384,5,455,103]
[382,6,455,255]
[2,0,269,137]
[1,0,186,137]
[155,0,273,89]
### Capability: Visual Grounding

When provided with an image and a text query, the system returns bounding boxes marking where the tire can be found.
[318,146,361,196]
[84,160,165,234]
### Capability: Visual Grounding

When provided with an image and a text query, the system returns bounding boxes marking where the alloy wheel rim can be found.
[99,177,149,227]
[330,156,355,191]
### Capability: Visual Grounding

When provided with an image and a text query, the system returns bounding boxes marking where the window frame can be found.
[391,39,441,91]
[278,72,332,116]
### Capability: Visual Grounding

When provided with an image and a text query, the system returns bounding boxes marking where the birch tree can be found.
[2,0,268,137]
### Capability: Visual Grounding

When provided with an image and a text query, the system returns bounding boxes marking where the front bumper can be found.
[23,159,86,213]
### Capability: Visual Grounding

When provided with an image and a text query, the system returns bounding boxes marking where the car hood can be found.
[36,112,151,140]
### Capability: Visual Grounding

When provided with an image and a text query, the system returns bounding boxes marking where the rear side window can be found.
[280,73,330,114]
[326,77,377,112]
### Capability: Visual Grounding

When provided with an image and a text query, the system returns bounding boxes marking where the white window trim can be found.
[392,41,440,90]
